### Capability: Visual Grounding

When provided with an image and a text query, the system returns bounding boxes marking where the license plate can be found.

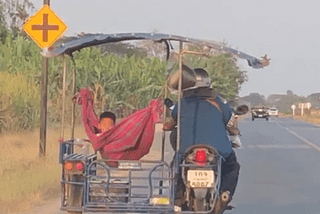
[187,170,214,188]
[258,115,262,117]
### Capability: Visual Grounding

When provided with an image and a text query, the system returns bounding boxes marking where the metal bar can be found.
[71,64,76,138]
[71,60,76,150]
[60,55,67,140]
[161,81,168,162]
[160,81,169,194]
[128,170,132,202]
[90,176,171,181]
[176,41,183,152]
[182,50,211,56]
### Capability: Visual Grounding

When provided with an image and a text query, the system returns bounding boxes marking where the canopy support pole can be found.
[176,41,183,152]
[60,55,67,140]
[71,60,76,141]
[161,81,168,162]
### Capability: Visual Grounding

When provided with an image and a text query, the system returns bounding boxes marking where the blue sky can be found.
[32,0,320,98]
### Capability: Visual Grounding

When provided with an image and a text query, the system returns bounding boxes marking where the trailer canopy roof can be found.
[42,32,270,69]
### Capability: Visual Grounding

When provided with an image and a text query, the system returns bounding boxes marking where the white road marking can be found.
[291,127,320,130]
[247,144,311,149]
[276,122,320,153]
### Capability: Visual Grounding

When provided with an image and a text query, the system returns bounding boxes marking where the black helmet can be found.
[168,64,197,91]
[193,68,211,88]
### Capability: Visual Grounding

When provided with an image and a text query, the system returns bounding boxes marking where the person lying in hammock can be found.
[77,88,163,161]
[96,111,116,136]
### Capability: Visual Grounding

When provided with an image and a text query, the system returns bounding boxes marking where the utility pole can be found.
[39,0,50,157]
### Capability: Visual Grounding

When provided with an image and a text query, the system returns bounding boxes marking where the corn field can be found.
[0,34,246,132]
[0,34,167,131]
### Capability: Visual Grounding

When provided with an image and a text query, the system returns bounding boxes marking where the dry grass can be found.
[0,122,166,213]
[279,110,320,126]
[293,115,320,125]
[0,126,87,213]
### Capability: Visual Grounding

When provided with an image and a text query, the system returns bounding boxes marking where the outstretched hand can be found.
[164,98,174,109]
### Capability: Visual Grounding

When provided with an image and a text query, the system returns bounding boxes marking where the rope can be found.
[157,80,169,99]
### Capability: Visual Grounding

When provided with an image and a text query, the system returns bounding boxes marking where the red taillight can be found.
[64,161,84,171]
[64,162,73,171]
[75,162,84,171]
[195,150,207,165]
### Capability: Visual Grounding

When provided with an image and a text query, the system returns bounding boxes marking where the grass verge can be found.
[293,115,320,126]
[0,126,87,213]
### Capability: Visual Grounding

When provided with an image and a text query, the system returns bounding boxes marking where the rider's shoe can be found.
[230,135,242,148]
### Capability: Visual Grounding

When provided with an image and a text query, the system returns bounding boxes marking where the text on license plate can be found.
[187,170,214,188]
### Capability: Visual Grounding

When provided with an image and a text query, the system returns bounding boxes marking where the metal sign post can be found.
[39,0,50,157]
[291,105,296,116]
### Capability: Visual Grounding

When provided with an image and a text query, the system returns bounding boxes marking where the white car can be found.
[268,108,279,117]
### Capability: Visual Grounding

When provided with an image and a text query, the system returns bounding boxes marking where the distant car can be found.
[268,107,279,117]
[251,106,269,121]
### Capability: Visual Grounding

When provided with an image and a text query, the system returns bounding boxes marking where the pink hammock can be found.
[75,88,163,161]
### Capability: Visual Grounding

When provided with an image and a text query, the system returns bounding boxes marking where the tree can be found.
[0,0,34,37]
[136,40,167,59]
[183,44,248,100]
[240,93,266,106]
[287,90,293,96]
[98,42,147,58]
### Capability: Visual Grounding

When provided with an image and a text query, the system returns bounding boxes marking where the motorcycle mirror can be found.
[235,105,249,115]
[227,99,237,106]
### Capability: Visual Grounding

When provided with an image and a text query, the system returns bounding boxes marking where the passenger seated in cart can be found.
[95,111,116,136]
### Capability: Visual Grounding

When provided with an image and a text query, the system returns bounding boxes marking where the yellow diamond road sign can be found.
[24,5,67,49]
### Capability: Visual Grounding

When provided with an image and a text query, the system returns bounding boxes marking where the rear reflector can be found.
[64,161,84,171]
[75,162,84,171]
[150,197,170,205]
[64,162,73,171]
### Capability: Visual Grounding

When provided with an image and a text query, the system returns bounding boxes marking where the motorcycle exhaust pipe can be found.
[221,191,230,202]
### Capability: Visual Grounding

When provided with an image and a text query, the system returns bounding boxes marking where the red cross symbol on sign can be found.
[31,14,59,42]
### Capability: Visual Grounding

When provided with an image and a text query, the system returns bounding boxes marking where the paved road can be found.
[227,117,320,214]
[33,118,320,214]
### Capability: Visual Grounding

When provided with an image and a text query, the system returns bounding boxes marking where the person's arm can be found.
[162,100,177,131]
[215,95,232,125]
[215,95,242,148]
[171,103,178,121]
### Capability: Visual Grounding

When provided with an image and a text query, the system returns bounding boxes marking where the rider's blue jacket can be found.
[172,93,233,158]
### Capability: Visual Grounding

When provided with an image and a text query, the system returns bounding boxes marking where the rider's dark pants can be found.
[220,150,240,198]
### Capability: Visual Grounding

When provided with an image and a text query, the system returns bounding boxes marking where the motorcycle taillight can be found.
[195,149,207,165]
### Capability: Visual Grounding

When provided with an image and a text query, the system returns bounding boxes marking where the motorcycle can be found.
[165,99,248,213]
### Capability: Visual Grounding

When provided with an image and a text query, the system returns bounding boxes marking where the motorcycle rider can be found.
[164,66,241,208]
